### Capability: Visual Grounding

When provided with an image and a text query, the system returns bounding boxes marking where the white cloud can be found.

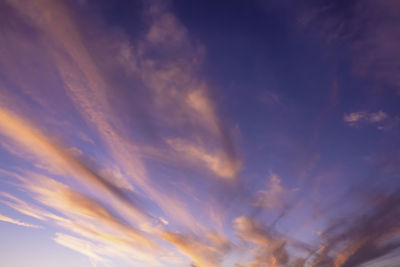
[0,213,41,229]
[344,110,388,128]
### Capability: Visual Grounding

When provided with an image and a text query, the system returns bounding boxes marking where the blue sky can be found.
[0,0,399,266]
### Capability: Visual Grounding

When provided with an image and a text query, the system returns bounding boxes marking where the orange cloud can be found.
[167,138,240,178]
[161,231,230,267]
[234,216,289,266]
[0,1,242,265]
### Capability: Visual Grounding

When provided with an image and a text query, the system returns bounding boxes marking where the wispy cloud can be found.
[1,170,168,266]
[0,212,41,229]
[0,0,399,266]
[54,233,108,266]
[309,189,400,267]
[166,138,240,178]
[254,172,288,211]
[234,216,290,267]
[161,231,230,267]
[344,110,387,123]
[2,0,241,240]
[298,0,400,94]
[344,110,400,131]
[344,110,389,128]
[0,107,151,225]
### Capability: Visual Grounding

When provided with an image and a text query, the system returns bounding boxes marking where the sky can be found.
[0,0,399,266]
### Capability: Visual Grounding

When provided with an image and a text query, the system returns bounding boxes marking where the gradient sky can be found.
[0,0,400,267]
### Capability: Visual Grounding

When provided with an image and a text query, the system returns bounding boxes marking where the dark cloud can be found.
[298,0,400,94]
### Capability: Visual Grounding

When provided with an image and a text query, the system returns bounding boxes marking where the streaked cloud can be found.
[54,233,108,265]
[20,172,158,249]
[1,170,169,266]
[0,212,41,229]
[0,0,399,266]
[161,231,230,267]
[233,216,289,267]
[0,107,151,225]
[166,138,240,178]
[1,0,240,239]
[309,189,400,267]
[0,190,62,222]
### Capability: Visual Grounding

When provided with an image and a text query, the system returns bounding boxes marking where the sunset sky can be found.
[0,0,399,266]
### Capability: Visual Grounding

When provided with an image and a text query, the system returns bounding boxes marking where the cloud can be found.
[233,216,289,267]
[369,111,389,123]
[344,112,368,123]
[54,233,108,265]
[0,190,63,222]
[146,11,188,47]
[0,212,41,229]
[254,172,288,211]
[1,0,398,266]
[161,231,231,267]
[2,0,241,237]
[166,138,240,178]
[0,107,152,226]
[1,170,167,266]
[308,189,400,267]
[19,172,158,249]
[298,0,400,94]
[344,110,389,128]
